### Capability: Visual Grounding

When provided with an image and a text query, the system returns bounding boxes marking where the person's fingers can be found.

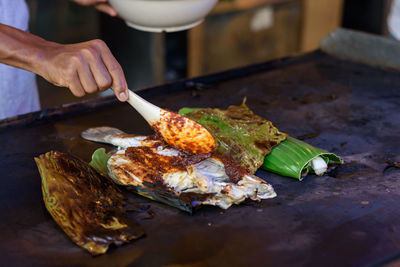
[82,46,113,91]
[92,40,128,101]
[90,60,112,92]
[76,57,98,94]
[94,3,117,16]
[72,0,107,7]
[69,71,86,97]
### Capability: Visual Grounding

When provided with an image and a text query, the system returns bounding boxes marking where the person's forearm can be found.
[0,23,128,101]
[0,23,55,75]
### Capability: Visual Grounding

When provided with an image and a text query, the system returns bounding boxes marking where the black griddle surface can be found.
[1,51,400,266]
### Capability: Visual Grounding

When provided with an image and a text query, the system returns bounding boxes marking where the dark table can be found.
[1,51,400,266]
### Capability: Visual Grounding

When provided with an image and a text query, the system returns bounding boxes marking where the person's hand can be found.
[71,0,117,17]
[36,39,128,101]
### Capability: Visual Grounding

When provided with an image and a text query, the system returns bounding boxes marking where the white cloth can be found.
[0,0,40,120]
[389,0,400,40]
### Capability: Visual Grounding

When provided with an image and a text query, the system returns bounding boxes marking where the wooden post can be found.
[188,0,345,77]
[188,23,205,77]
[151,33,165,84]
[300,0,344,52]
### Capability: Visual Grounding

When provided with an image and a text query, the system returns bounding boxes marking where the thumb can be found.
[114,87,128,102]
[95,3,118,16]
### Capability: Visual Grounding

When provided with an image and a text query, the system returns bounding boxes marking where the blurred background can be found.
[26,0,394,108]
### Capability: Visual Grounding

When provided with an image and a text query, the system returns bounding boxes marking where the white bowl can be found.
[109,0,218,32]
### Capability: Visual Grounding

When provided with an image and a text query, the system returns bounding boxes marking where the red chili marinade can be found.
[150,110,215,155]
[124,134,248,184]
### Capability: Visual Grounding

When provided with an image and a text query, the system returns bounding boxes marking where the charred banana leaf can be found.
[179,101,287,173]
[34,151,144,255]
[179,103,342,179]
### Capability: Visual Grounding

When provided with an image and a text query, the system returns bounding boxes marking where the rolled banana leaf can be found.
[262,137,343,180]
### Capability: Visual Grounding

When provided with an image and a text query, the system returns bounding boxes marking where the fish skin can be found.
[82,127,276,210]
[81,127,147,148]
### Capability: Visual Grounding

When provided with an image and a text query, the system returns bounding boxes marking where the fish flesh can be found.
[82,127,276,211]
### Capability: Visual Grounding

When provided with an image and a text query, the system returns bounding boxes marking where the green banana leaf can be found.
[179,104,342,180]
[89,148,111,177]
[179,107,201,116]
[262,137,343,180]
[178,102,287,173]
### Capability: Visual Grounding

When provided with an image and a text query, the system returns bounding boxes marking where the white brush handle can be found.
[127,90,161,124]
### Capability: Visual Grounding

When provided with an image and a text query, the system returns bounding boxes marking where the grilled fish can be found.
[82,127,276,211]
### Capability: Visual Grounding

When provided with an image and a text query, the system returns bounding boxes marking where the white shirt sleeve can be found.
[0,0,40,120]
[388,0,400,40]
